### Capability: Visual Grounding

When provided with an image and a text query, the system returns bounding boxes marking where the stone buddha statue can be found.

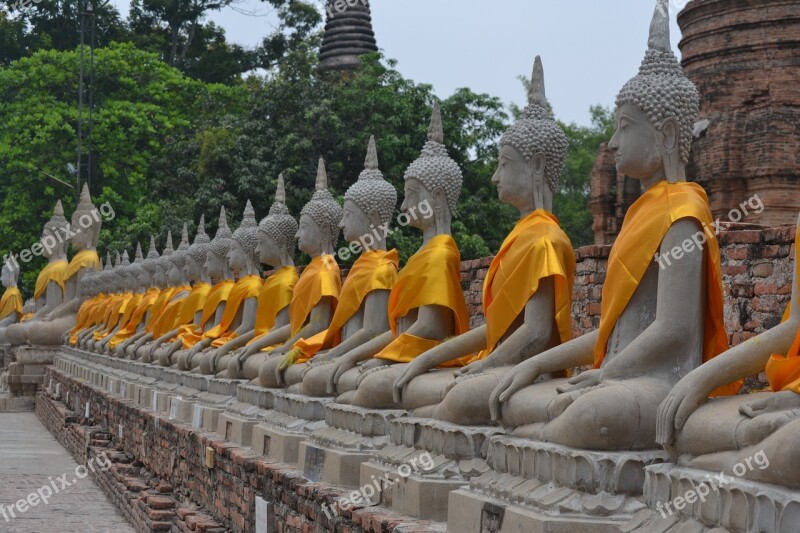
[249,159,343,387]
[10,184,101,345]
[327,102,470,409]
[154,217,214,366]
[78,252,118,349]
[26,200,70,319]
[111,237,162,356]
[226,175,300,380]
[0,261,24,342]
[490,0,735,451]
[389,57,576,423]
[174,208,237,370]
[66,270,101,346]
[196,201,263,375]
[656,214,800,488]
[137,225,195,362]
[261,136,401,393]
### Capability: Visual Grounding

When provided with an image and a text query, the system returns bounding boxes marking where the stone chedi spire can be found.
[318,0,378,73]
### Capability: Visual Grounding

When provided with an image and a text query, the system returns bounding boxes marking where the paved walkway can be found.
[0,412,135,533]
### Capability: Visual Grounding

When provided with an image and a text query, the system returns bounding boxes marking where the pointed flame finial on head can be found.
[78,183,92,206]
[146,235,159,259]
[365,135,379,170]
[121,250,130,266]
[114,251,121,267]
[242,200,257,226]
[276,174,286,204]
[197,214,206,235]
[316,158,328,191]
[529,55,547,107]
[427,101,444,144]
[104,252,112,271]
[134,242,144,263]
[54,199,64,217]
[649,0,672,52]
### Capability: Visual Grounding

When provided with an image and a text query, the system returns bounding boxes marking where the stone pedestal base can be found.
[448,436,669,531]
[5,345,58,400]
[622,463,800,532]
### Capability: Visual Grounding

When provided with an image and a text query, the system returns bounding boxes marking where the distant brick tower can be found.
[679,0,800,225]
[318,1,378,73]
[589,143,641,245]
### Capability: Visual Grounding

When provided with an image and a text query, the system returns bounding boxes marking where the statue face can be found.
[492,145,536,210]
[257,231,281,267]
[40,227,62,259]
[296,214,325,256]
[401,179,435,230]
[137,269,151,288]
[608,103,664,180]
[204,251,225,280]
[184,256,202,282]
[227,240,248,275]
[1,267,11,287]
[167,263,183,285]
[340,200,371,243]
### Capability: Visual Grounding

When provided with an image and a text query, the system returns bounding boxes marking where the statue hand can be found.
[656,380,707,448]
[275,349,300,386]
[393,363,423,404]
[740,391,800,418]
[557,369,603,394]
[455,360,487,378]
[489,362,541,422]
[329,356,357,395]
[444,371,484,396]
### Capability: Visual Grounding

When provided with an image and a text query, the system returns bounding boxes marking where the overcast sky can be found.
[110,0,684,127]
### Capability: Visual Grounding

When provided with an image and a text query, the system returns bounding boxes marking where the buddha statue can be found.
[154,217,214,366]
[489,0,736,451]
[226,175,300,379]
[195,201,263,375]
[25,200,70,320]
[174,208,236,371]
[327,102,470,409]
[0,261,24,343]
[10,184,101,345]
[389,57,576,423]
[19,299,36,323]
[110,237,162,356]
[248,159,343,387]
[66,270,102,346]
[289,136,399,395]
[656,214,800,488]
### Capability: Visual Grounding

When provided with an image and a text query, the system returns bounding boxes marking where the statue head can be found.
[341,136,397,246]
[298,158,343,256]
[206,207,234,280]
[229,200,260,276]
[126,243,144,292]
[114,250,131,292]
[258,174,298,268]
[186,216,210,282]
[70,184,102,250]
[154,232,175,288]
[1,259,18,289]
[97,252,113,293]
[41,200,69,260]
[494,56,568,213]
[140,236,160,288]
[402,101,463,234]
[609,0,699,184]
[164,224,190,286]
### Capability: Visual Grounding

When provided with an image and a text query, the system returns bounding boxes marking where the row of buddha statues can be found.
[1,0,798,493]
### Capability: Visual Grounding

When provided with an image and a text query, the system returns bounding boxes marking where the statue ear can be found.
[433,186,447,214]
[532,152,546,178]
[367,208,383,230]
[660,117,684,183]
[660,117,679,153]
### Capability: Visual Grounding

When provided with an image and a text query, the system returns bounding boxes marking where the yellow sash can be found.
[0,287,23,321]
[289,255,341,336]
[20,313,33,322]
[767,228,799,393]
[467,210,575,364]
[244,267,300,348]
[594,181,736,396]
[175,282,212,328]
[144,288,176,333]
[93,293,133,340]
[65,249,101,280]
[34,259,68,300]
[178,279,235,349]
[203,275,262,343]
[294,250,399,364]
[149,286,192,338]
[376,235,469,365]
[108,288,161,349]
[69,295,104,345]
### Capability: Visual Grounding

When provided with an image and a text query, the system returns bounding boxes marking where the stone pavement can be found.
[0,412,135,533]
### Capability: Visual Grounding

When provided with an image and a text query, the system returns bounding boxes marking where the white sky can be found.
[108,0,685,126]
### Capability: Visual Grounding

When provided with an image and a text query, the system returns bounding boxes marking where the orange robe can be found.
[766,228,800,393]
[0,287,23,321]
[178,280,235,349]
[244,266,300,347]
[107,288,161,350]
[594,180,737,396]
[204,275,263,345]
[375,235,469,365]
[294,250,398,364]
[34,259,68,300]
